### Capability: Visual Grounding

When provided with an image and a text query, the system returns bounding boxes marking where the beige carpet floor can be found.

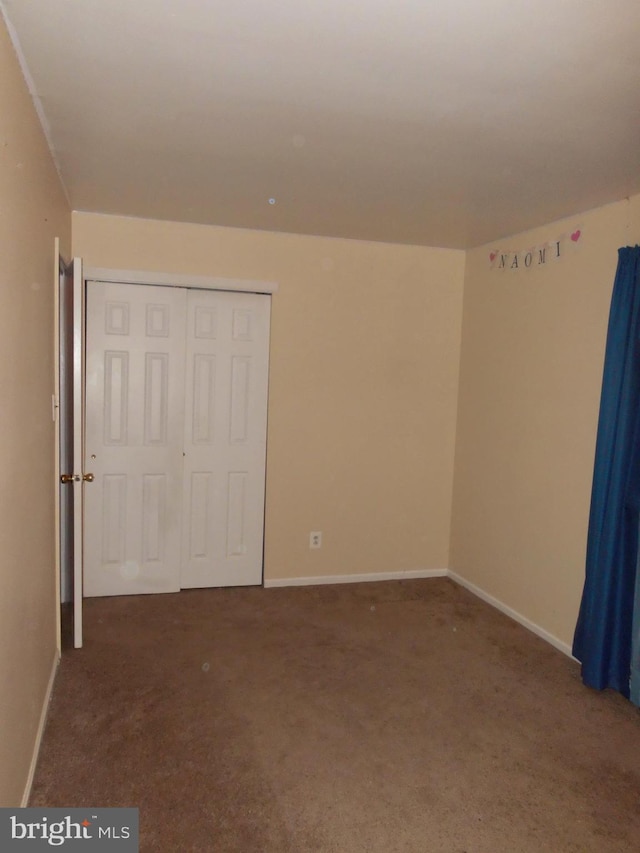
[30,578,640,852]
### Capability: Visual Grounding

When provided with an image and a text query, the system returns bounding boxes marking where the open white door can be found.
[57,255,86,648]
[71,257,85,648]
[53,239,63,654]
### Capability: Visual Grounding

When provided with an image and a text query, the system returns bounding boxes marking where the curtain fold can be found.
[631,543,640,705]
[573,246,640,699]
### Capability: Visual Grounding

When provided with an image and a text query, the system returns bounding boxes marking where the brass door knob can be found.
[83,473,95,483]
[60,474,75,484]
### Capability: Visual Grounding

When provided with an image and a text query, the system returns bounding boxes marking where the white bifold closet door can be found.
[84,282,269,597]
[180,289,270,588]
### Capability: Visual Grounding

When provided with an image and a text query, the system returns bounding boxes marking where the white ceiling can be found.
[3,0,640,248]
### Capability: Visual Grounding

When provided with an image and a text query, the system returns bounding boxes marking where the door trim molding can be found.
[83,267,278,294]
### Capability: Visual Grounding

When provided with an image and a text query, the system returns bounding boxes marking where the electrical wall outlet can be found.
[309,531,322,549]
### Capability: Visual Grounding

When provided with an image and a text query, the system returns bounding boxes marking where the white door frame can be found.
[84,268,278,295]
[80,267,277,598]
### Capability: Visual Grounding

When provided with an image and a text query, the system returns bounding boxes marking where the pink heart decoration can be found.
[571,229,581,242]
[489,251,497,262]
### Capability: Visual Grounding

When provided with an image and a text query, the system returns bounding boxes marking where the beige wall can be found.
[451,195,640,648]
[0,17,70,805]
[73,213,465,582]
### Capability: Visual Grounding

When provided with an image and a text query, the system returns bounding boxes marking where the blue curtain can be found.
[573,246,640,700]
[631,542,640,704]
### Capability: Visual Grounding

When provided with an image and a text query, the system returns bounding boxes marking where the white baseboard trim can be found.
[265,567,575,661]
[447,570,575,660]
[21,650,59,807]
[264,568,448,588]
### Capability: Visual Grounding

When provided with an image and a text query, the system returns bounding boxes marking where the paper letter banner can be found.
[488,226,583,271]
